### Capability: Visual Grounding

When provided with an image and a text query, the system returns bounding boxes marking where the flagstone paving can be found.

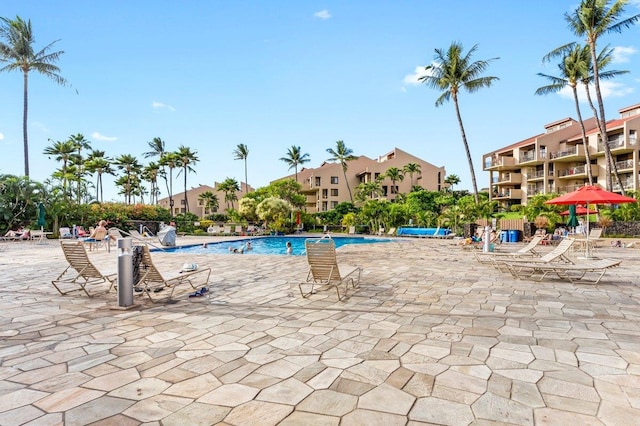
[1,236,639,425]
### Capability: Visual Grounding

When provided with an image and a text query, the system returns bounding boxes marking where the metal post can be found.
[483,226,491,253]
[117,238,134,307]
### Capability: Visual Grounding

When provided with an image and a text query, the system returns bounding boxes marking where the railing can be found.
[558,165,588,177]
[520,151,535,163]
[528,169,545,178]
[598,136,625,151]
[550,146,579,159]
[615,159,636,170]
[612,178,635,191]
[486,157,516,168]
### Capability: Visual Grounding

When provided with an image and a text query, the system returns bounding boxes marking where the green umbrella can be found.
[566,204,579,228]
[37,202,46,229]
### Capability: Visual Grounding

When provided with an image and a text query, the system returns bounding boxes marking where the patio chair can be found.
[234,225,243,235]
[474,235,543,266]
[497,238,576,278]
[135,245,211,302]
[299,238,361,301]
[386,227,397,236]
[52,241,117,297]
[223,225,232,235]
[129,229,155,243]
[503,258,621,284]
[82,228,110,252]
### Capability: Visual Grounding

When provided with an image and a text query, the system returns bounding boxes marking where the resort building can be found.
[274,147,447,213]
[157,182,252,218]
[483,103,640,209]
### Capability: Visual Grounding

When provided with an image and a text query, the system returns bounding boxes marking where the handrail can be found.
[110,227,166,252]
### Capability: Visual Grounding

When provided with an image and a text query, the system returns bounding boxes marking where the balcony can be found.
[557,164,597,179]
[485,156,516,170]
[550,145,585,162]
[597,135,627,152]
[493,189,522,200]
[497,172,522,184]
[615,159,637,171]
[526,186,546,197]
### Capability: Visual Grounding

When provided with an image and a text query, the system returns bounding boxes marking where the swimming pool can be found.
[159,236,392,256]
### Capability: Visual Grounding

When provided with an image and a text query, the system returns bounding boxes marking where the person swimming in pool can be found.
[286,241,292,255]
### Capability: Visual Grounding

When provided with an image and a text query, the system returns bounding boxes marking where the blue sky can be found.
[1,1,640,202]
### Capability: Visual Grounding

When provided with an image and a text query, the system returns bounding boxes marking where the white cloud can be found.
[0,132,4,140]
[401,65,434,91]
[152,101,176,111]
[91,132,118,142]
[314,10,331,19]
[611,45,637,63]
[558,80,634,101]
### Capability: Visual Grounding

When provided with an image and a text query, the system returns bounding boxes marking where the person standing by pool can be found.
[286,241,292,255]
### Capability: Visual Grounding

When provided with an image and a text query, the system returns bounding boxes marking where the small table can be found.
[31,231,53,244]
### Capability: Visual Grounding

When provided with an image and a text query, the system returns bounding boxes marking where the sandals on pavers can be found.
[188,287,209,298]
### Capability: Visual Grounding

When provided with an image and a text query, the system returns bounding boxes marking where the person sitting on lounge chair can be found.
[5,227,24,238]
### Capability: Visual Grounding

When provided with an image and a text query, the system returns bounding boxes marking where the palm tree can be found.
[142,162,161,204]
[85,150,113,202]
[403,163,422,189]
[565,0,640,192]
[0,16,68,176]
[43,139,76,198]
[198,190,219,216]
[114,154,142,204]
[67,134,91,203]
[233,143,250,191]
[158,151,179,216]
[175,145,199,213]
[419,42,499,204]
[384,167,404,199]
[218,177,240,210]
[280,145,311,182]
[355,180,384,203]
[143,137,169,202]
[326,140,357,202]
[444,174,461,192]
[537,44,628,186]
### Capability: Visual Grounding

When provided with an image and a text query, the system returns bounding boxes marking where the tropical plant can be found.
[419,42,499,204]
[233,143,250,191]
[142,162,161,204]
[402,163,422,189]
[158,151,179,216]
[354,180,384,203]
[175,145,199,213]
[384,167,404,198]
[564,0,640,192]
[67,133,91,203]
[255,197,291,231]
[198,190,219,215]
[144,137,168,201]
[84,150,114,203]
[43,138,76,198]
[280,145,310,182]
[267,179,305,208]
[0,16,69,176]
[326,140,357,202]
[113,154,142,204]
[218,177,240,209]
[444,174,461,192]
[238,197,259,222]
[0,174,45,232]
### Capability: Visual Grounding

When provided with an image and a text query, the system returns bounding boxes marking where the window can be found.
[331,189,338,196]
[315,177,321,186]
[331,201,338,209]
[331,176,339,184]
[374,172,381,181]
[322,189,328,199]
[322,201,328,211]
[180,199,186,205]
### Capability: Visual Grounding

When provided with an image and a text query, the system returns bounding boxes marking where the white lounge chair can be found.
[503,258,621,284]
[474,235,543,266]
[52,241,117,297]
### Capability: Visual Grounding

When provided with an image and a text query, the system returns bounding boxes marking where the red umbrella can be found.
[559,206,598,216]
[546,185,637,257]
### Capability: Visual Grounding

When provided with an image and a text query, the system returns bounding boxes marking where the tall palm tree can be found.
[419,42,499,204]
[114,154,142,204]
[326,140,357,202]
[280,145,310,182]
[403,163,422,188]
[142,162,161,204]
[176,145,199,213]
[158,151,179,216]
[444,174,461,192]
[233,143,250,191]
[537,44,628,186]
[384,167,404,198]
[355,180,384,203]
[0,16,68,177]
[68,133,91,203]
[565,0,640,192]
[43,139,76,198]
[85,150,113,202]
[143,137,168,201]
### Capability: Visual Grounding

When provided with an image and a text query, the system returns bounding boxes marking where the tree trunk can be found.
[452,93,479,204]
[183,167,189,213]
[23,71,29,177]
[571,86,593,185]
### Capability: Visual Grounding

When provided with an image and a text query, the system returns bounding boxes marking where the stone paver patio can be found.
[0,236,639,425]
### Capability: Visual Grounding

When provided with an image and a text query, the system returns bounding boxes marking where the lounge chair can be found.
[135,245,211,302]
[82,228,109,252]
[474,235,543,265]
[497,238,576,278]
[387,227,397,237]
[52,241,117,297]
[223,225,232,236]
[348,226,356,235]
[129,229,155,243]
[299,238,361,301]
[234,225,243,235]
[503,258,621,284]
[59,227,73,239]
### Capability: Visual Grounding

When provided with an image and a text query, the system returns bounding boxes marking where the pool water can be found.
[160,236,392,256]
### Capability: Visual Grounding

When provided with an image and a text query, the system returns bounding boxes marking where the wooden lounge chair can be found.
[82,228,109,252]
[135,245,211,302]
[474,235,543,265]
[129,229,155,243]
[52,241,117,297]
[503,258,621,284]
[299,238,361,301]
